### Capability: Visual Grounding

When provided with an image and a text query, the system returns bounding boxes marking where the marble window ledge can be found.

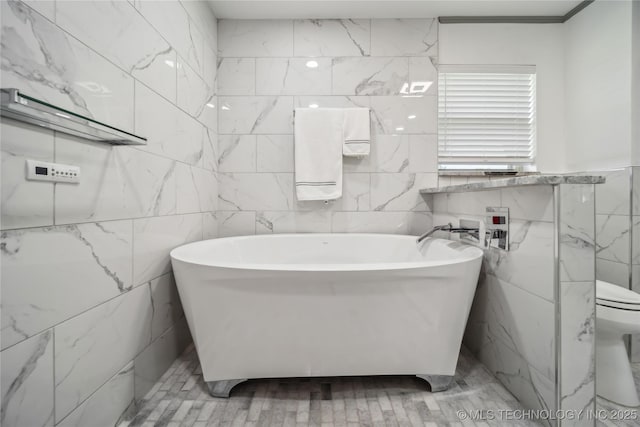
[438,171,541,177]
[420,175,606,194]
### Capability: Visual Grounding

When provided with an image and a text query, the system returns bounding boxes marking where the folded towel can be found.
[294,108,344,201]
[343,108,371,157]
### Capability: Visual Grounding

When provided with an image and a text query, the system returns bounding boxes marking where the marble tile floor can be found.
[596,363,640,427]
[121,345,539,427]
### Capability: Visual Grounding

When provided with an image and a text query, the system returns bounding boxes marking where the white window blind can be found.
[438,65,537,170]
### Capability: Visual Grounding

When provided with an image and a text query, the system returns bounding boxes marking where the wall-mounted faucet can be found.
[416,223,481,244]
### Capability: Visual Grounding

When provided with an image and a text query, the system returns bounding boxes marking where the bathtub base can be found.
[416,374,454,392]
[206,379,247,398]
[206,375,454,398]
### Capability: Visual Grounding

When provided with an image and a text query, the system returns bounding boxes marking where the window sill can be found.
[438,171,541,177]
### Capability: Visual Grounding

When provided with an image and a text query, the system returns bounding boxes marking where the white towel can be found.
[343,108,371,157]
[294,108,344,201]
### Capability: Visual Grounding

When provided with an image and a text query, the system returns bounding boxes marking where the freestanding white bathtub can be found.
[170,234,483,397]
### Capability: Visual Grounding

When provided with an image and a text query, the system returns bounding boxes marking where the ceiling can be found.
[207,0,584,20]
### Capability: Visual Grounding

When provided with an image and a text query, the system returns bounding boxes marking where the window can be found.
[438,65,537,171]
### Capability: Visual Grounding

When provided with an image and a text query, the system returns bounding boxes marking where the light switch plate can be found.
[26,159,80,184]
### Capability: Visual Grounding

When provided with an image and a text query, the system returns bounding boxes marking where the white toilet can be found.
[596,280,640,407]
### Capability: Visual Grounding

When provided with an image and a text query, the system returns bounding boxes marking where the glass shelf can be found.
[0,88,147,145]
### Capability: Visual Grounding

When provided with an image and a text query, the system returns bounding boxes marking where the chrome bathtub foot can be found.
[206,379,247,398]
[416,374,453,392]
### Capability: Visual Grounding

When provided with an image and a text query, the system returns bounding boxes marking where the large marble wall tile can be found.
[294,19,370,57]
[256,211,332,234]
[133,214,203,286]
[257,135,294,172]
[445,189,501,216]
[21,0,54,21]
[218,173,293,211]
[407,134,438,173]
[218,96,293,134]
[408,57,437,95]
[180,0,217,53]
[177,60,215,125]
[331,211,414,234]
[56,362,133,427]
[501,186,554,222]
[202,126,219,172]
[54,137,177,223]
[474,275,555,379]
[371,135,409,173]
[217,211,256,237]
[370,173,432,212]
[559,184,596,282]
[135,82,204,166]
[54,285,151,422]
[596,258,630,287]
[559,282,595,423]
[198,168,217,213]
[332,57,409,96]
[202,44,218,91]
[293,95,370,110]
[370,96,437,134]
[496,276,556,378]
[218,20,293,57]
[1,220,132,350]
[217,58,255,95]
[149,274,183,341]
[202,212,218,240]
[137,0,203,75]
[432,193,448,214]
[198,96,217,136]
[406,211,433,235]
[339,173,371,211]
[176,163,201,214]
[595,168,631,215]
[2,0,135,132]
[632,216,640,265]
[0,331,53,427]
[370,19,437,57]
[484,220,556,302]
[256,58,331,95]
[596,214,631,264]
[133,319,191,400]
[176,164,217,214]
[218,135,257,173]
[1,119,54,230]
[55,0,177,102]
[476,336,555,414]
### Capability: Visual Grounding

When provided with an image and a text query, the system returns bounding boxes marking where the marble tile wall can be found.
[430,182,598,426]
[631,167,640,361]
[557,184,596,427]
[593,168,633,288]
[586,168,640,362]
[216,19,439,235]
[431,186,557,418]
[0,1,218,426]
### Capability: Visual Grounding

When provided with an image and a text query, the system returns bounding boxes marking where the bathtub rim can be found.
[170,233,483,272]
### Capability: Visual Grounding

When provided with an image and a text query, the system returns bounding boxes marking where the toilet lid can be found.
[596,280,640,311]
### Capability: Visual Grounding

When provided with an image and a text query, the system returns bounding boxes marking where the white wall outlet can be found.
[25,160,80,184]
